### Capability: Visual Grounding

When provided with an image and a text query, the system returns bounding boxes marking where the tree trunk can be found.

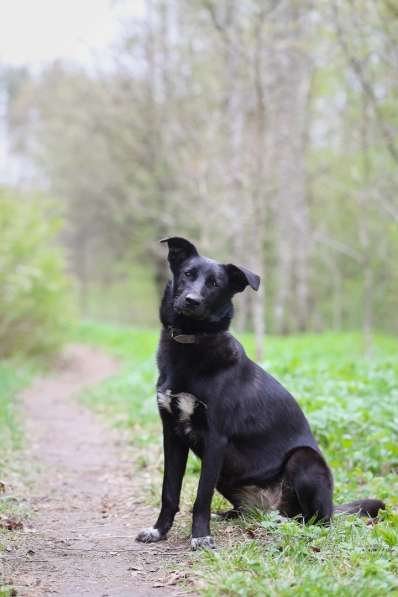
[265,0,312,334]
[359,94,373,355]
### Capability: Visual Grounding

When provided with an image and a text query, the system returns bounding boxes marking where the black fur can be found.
[136,237,385,549]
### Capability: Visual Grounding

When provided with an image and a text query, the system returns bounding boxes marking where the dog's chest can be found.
[157,389,207,437]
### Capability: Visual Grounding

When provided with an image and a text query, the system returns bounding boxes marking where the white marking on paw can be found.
[191,536,215,551]
[157,390,172,413]
[135,527,163,543]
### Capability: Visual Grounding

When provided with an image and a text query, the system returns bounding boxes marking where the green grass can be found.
[0,361,34,472]
[75,321,398,595]
[83,264,159,327]
[0,359,35,568]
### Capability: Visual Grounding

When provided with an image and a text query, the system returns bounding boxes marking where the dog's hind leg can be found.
[282,447,334,523]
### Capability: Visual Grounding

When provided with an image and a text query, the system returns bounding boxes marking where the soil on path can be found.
[3,346,186,597]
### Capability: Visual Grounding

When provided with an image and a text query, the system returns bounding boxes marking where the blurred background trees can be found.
[1,0,397,355]
[0,189,74,357]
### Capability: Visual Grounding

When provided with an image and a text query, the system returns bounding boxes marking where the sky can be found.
[0,0,143,68]
[0,0,147,184]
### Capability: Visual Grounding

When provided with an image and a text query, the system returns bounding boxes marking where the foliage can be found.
[195,512,398,596]
[4,0,398,337]
[0,359,34,585]
[77,322,398,595]
[0,188,75,358]
[0,587,18,597]
[82,265,159,327]
[0,361,33,473]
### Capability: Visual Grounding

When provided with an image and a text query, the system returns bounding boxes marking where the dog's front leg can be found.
[136,417,188,543]
[191,433,227,550]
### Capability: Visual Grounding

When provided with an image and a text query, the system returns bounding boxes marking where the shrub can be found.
[0,188,75,358]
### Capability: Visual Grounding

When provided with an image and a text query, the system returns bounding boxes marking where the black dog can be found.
[136,237,384,550]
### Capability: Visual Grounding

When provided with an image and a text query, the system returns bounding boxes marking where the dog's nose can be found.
[185,294,201,307]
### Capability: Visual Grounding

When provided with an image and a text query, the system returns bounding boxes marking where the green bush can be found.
[0,188,75,357]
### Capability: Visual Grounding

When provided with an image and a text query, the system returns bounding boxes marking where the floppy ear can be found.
[160,236,199,273]
[225,264,260,293]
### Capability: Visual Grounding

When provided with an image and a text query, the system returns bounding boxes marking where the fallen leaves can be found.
[152,570,188,588]
[0,515,24,531]
[100,497,114,518]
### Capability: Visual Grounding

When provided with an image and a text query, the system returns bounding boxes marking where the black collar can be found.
[167,326,220,344]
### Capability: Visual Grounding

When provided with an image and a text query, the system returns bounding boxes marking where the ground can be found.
[1,346,184,597]
[1,326,398,596]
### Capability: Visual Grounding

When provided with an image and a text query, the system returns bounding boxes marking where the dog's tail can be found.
[334,498,385,518]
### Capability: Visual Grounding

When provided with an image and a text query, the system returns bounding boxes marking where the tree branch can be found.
[332,0,398,164]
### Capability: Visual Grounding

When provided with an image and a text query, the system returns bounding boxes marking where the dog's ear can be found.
[160,236,199,273]
[225,264,260,293]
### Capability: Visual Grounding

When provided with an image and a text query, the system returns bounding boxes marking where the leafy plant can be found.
[0,188,75,358]
[77,323,398,595]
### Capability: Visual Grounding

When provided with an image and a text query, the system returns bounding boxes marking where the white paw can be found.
[135,527,164,543]
[191,535,215,551]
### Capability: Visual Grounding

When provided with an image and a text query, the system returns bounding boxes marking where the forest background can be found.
[1,0,398,358]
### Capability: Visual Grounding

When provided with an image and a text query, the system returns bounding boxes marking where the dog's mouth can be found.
[177,308,206,319]
[174,303,207,320]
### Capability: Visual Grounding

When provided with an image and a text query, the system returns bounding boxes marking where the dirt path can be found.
[3,346,186,597]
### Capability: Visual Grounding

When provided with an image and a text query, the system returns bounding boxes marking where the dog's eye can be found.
[206,277,218,288]
[184,271,193,278]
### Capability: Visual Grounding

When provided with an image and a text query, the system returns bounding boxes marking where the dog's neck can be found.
[159,281,233,339]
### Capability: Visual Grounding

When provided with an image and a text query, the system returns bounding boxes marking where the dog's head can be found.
[160,237,260,322]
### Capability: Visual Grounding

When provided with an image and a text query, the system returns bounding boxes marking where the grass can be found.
[75,321,398,595]
[0,358,36,580]
[0,361,34,474]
